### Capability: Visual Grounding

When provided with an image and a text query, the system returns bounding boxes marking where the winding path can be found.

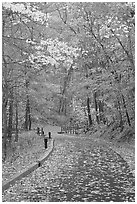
[2,129,135,202]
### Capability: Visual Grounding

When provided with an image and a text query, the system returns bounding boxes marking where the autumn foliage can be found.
[2,2,135,160]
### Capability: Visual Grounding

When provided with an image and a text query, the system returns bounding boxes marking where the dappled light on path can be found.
[3,136,134,202]
[45,139,135,202]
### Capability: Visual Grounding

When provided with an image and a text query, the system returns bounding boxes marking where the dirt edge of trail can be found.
[85,129,135,177]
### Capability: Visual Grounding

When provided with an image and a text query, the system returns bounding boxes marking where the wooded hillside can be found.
[2,2,135,161]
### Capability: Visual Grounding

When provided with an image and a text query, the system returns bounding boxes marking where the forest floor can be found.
[84,125,135,177]
[2,129,49,184]
[2,124,135,202]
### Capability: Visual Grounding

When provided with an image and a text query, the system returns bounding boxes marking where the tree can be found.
[2,2,135,159]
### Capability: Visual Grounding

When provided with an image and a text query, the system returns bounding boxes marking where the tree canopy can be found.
[2,2,135,160]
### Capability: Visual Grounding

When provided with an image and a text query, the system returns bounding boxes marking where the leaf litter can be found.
[2,131,48,184]
[2,137,135,202]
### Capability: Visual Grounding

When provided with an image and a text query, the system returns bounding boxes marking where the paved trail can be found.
[2,129,135,202]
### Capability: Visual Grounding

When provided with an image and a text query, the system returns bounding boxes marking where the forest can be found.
[2,2,135,202]
[2,2,135,160]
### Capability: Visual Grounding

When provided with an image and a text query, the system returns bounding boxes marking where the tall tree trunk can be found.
[121,94,131,126]
[64,98,67,116]
[84,65,92,127]
[2,19,9,160]
[59,65,73,115]
[117,99,124,131]
[98,100,106,124]
[24,78,31,130]
[60,98,66,115]
[2,76,9,161]
[87,97,92,126]
[15,100,18,142]
[94,92,99,124]
[7,89,13,145]
[2,100,8,161]
[25,95,31,130]
[25,98,29,130]
[28,104,31,130]
[59,97,65,115]
[117,81,131,127]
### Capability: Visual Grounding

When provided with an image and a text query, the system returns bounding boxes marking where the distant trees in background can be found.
[2,2,135,160]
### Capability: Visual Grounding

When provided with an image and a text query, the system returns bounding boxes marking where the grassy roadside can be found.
[85,124,135,177]
[2,124,135,185]
[2,129,49,184]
